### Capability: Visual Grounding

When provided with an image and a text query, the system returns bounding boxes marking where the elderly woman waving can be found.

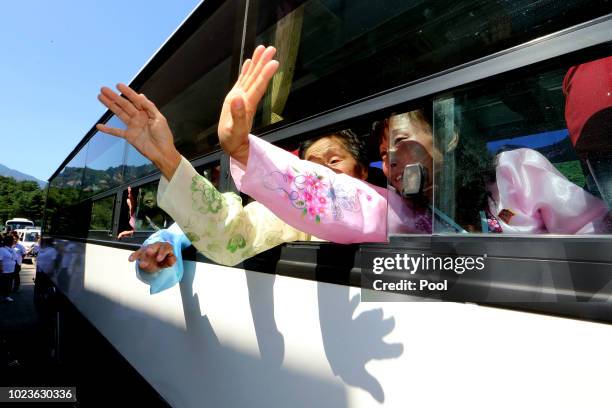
[97,46,424,293]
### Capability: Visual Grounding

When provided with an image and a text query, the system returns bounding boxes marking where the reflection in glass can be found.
[89,196,115,235]
[83,116,127,197]
[252,0,611,131]
[380,110,463,234]
[432,55,612,234]
[124,144,157,183]
[45,147,88,237]
[387,112,436,204]
[117,164,219,241]
[117,186,137,239]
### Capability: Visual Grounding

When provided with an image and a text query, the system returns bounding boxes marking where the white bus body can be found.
[38,241,612,408]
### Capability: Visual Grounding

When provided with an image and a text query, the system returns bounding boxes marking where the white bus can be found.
[38,1,612,407]
[5,217,34,231]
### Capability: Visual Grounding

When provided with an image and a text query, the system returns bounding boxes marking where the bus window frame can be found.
[87,193,118,240]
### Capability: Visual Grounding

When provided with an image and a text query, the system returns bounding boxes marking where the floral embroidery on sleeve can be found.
[263,166,366,223]
[191,175,223,214]
[227,234,247,253]
[159,159,310,268]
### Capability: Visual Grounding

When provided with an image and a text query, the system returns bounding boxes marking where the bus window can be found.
[376,109,451,235]
[46,147,88,237]
[167,129,390,263]
[82,116,127,197]
[118,164,218,241]
[431,53,612,234]
[249,0,611,131]
[89,195,115,237]
[123,144,157,183]
[134,183,173,233]
[116,180,173,241]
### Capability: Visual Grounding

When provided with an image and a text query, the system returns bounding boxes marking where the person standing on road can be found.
[0,234,16,302]
[11,231,26,292]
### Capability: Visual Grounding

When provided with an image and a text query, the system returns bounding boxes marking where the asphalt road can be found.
[0,262,168,407]
[0,262,66,385]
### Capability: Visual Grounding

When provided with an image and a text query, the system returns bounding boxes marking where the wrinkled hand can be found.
[218,45,279,165]
[128,242,176,273]
[96,83,181,180]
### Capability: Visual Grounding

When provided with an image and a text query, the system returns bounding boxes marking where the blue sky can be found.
[0,0,201,181]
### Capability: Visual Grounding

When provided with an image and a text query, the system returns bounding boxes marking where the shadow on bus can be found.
[78,279,346,407]
[246,272,286,368]
[317,283,403,403]
[39,239,407,406]
[173,261,349,408]
[39,241,348,408]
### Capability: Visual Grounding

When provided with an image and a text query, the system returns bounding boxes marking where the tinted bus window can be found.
[137,0,238,163]
[45,147,88,236]
[125,181,173,236]
[83,117,127,197]
[124,144,157,184]
[250,0,612,131]
[89,195,116,237]
[117,164,218,241]
[431,54,612,234]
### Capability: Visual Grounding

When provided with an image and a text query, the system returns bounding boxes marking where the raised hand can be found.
[128,242,176,273]
[218,45,279,165]
[96,84,181,180]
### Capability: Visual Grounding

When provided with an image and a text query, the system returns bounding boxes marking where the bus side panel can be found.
[41,242,612,408]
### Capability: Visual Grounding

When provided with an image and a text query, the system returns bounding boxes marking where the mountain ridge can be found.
[0,163,46,188]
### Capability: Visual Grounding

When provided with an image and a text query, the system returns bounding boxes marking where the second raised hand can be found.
[96,83,181,180]
[218,45,279,166]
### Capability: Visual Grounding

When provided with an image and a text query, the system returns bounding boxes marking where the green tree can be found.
[0,175,45,226]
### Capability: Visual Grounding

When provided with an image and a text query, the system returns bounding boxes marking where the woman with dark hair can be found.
[298,130,369,179]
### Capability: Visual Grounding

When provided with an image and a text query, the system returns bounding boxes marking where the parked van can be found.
[16,228,41,263]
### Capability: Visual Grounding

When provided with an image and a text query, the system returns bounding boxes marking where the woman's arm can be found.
[219,47,428,240]
[230,135,393,243]
[130,158,310,294]
[156,156,310,266]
